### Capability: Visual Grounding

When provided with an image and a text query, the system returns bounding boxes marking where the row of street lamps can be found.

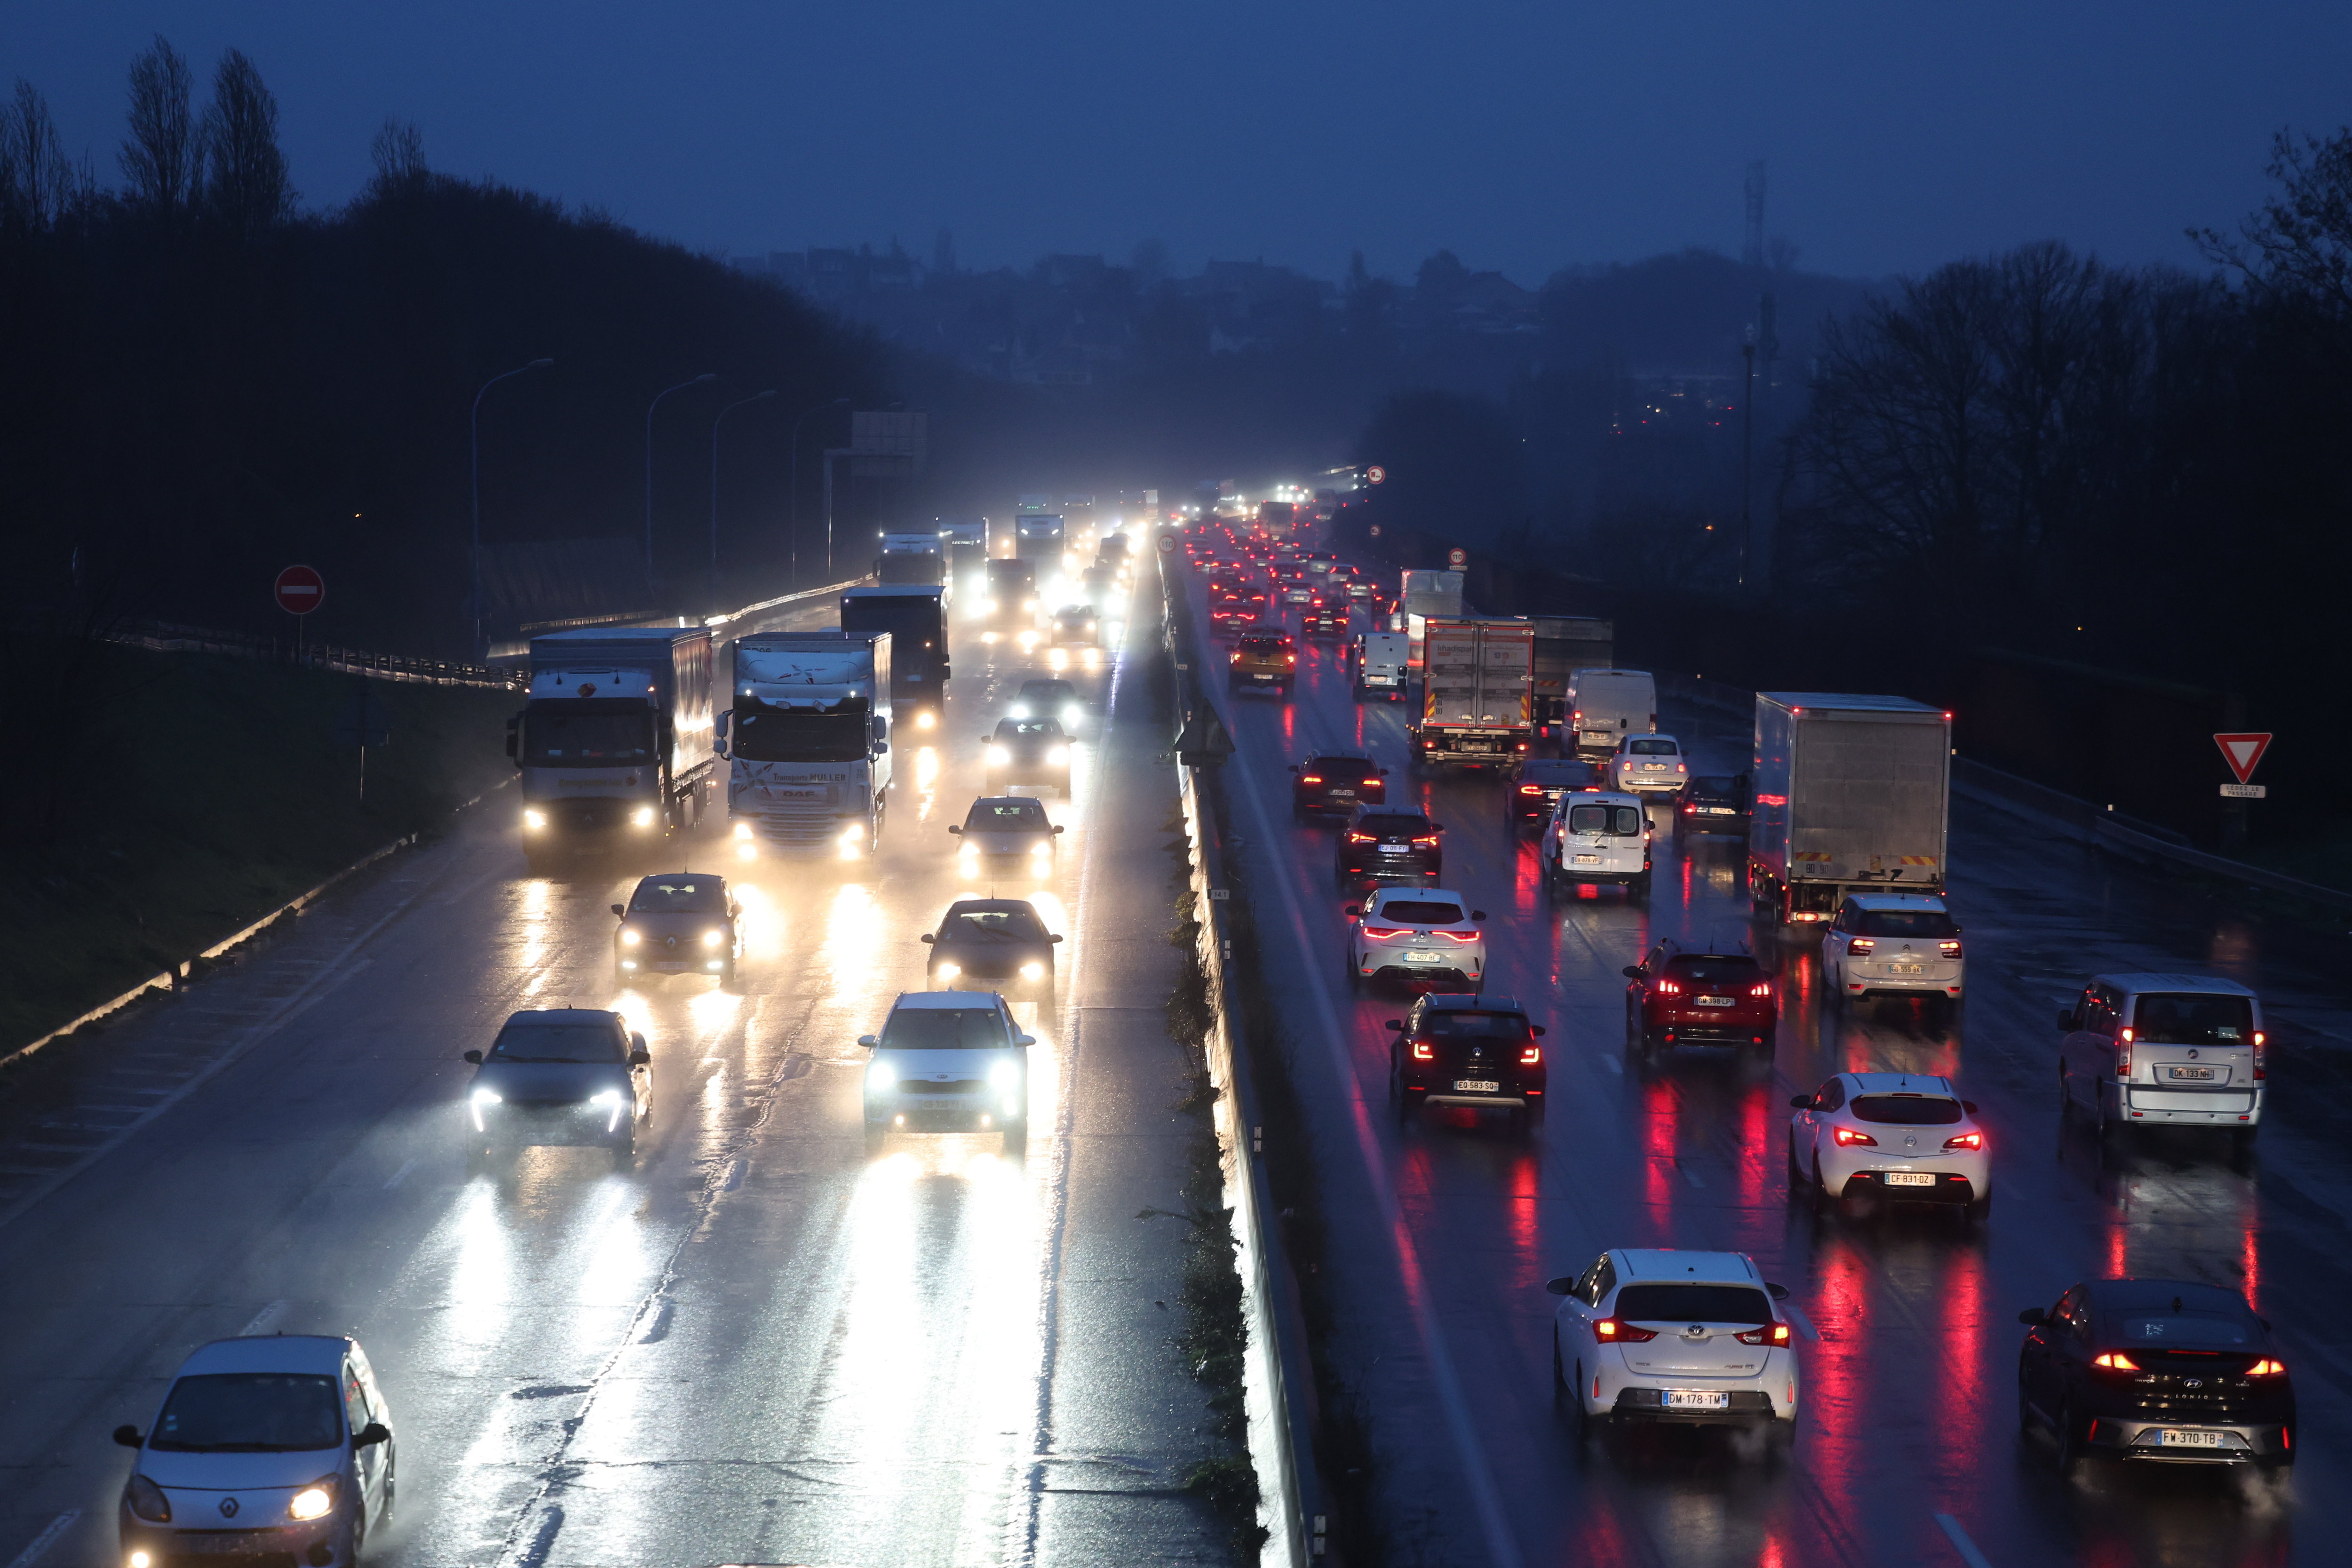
[467,362,850,655]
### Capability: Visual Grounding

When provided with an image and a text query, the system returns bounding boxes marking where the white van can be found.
[1542,790,1651,898]
[2058,974,2265,1142]
[1568,669,1657,756]
[1352,632,1409,701]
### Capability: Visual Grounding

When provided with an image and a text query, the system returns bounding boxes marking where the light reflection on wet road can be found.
[1194,562,2342,1567]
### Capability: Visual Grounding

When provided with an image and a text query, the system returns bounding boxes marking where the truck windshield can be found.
[523,703,653,765]
[733,708,866,763]
[2130,993,2255,1044]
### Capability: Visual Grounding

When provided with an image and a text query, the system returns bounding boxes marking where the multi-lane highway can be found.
[1182,544,2350,1568]
[0,588,1234,1567]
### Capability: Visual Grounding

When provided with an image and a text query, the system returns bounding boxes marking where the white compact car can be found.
[1345,888,1487,992]
[1542,792,1651,897]
[860,991,1034,1156]
[115,1335,395,1568]
[1821,894,1964,1007]
[1609,733,1689,793]
[1788,1071,1989,1219]
[1547,1249,1798,1443]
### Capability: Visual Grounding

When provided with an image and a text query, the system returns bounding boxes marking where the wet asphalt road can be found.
[0,587,1232,1568]
[1187,557,2352,1568]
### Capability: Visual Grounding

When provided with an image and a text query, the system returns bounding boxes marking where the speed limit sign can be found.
[1367,465,1387,485]
[1447,548,1466,569]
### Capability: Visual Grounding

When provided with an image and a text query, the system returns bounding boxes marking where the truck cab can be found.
[983,558,1040,637]
[721,633,892,857]
[509,627,715,875]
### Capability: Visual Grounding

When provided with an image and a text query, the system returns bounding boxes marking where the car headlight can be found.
[1030,839,1053,857]
[733,821,753,840]
[470,1087,502,1106]
[124,1474,170,1523]
[916,710,936,729]
[620,929,641,946]
[523,809,548,831]
[1009,705,1030,718]
[1019,961,1045,980]
[286,1479,338,1521]
[589,1089,625,1106]
[1063,704,1082,724]
[1024,598,1038,611]
[983,597,999,613]
[1047,746,1071,764]
[867,1060,897,1090]
[989,1057,1020,1087]
[632,807,657,828]
[840,821,866,843]
[985,745,1010,766]
[702,929,724,947]
[936,962,961,979]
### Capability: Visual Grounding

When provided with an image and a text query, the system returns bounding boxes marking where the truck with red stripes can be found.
[1748,692,1951,925]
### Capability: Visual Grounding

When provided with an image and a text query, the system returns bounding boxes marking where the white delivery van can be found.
[1567,669,1656,757]
[1352,632,1410,701]
[1541,790,1651,898]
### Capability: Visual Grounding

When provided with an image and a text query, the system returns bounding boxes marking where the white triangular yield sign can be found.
[2212,732,2273,785]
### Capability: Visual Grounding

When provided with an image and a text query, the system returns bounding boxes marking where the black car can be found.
[1335,805,1442,886]
[982,717,1072,796]
[1674,773,1752,838]
[1388,994,1547,1132]
[461,1008,652,1168]
[1290,752,1387,820]
[611,871,740,987]
[1301,604,1346,637]
[921,898,1062,994]
[1011,677,1083,726]
[1508,757,1604,829]
[2018,1278,2294,1474]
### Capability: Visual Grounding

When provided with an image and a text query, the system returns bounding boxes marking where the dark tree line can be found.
[0,40,890,661]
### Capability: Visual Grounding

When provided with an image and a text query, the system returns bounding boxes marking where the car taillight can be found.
[1943,1131,1983,1150]
[1847,938,1876,955]
[1413,834,1440,846]
[1300,775,1323,784]
[1682,803,1696,813]
[1284,654,1296,665]
[1938,939,1963,956]
[1519,1044,1542,1065]
[1749,981,1772,998]
[1361,925,1407,939]
[2253,1030,2266,1080]
[2091,1352,2139,1371]
[1735,1322,1791,1346]
[1346,831,1375,844]
[1435,929,1480,942]
[1594,1318,1658,1343]
[1833,1126,1877,1147]
[2117,1026,2133,1077]
[1410,1038,1434,1060]
[1519,785,1543,795]
[1677,763,1686,772]
[1653,979,1680,995]
[2249,1358,2287,1377]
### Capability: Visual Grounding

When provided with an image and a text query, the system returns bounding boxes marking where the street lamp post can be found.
[787,397,849,589]
[710,389,776,608]
[470,358,554,657]
[645,373,717,581]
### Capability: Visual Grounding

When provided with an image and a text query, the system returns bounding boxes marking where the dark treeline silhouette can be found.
[0,40,889,663]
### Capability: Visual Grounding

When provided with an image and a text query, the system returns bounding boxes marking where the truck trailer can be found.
[1530,617,1612,733]
[1749,692,1951,925]
[841,585,949,732]
[509,626,716,874]
[1410,617,1535,768]
[720,633,893,856]
[877,531,945,587]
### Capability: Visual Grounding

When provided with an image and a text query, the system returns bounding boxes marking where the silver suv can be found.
[2058,973,2265,1143]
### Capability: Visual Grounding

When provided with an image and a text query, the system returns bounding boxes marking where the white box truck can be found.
[720,633,893,856]
[1410,617,1535,767]
[1531,617,1612,734]
[1567,669,1656,757]
[1397,569,1465,671]
[1749,692,1951,924]
[509,626,717,874]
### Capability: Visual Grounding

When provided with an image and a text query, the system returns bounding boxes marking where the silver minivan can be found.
[2058,973,2265,1141]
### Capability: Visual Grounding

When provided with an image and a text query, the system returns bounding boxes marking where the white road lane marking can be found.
[1933,1512,1993,1568]
[4,1512,79,1568]
[383,1157,418,1190]
[240,1299,288,1336]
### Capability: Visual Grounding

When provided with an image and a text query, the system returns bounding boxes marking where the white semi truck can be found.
[719,633,893,856]
[1749,692,1952,924]
[509,626,717,875]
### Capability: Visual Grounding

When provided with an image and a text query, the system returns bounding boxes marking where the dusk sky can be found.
[12,0,2349,285]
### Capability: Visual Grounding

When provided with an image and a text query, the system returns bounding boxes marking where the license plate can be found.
[1883,1171,1936,1187]
[1251,673,1274,682]
[2159,1429,2226,1449]
[184,1537,276,1557]
[1328,788,1356,797]
[1380,845,1408,855]
[2166,1066,2218,1082]
[1453,1080,1500,1093]
[770,787,823,800]
[1694,995,1733,1007]
[1663,1390,1730,1410]
[1403,951,1446,964]
[1573,853,1601,865]
[1643,763,1667,770]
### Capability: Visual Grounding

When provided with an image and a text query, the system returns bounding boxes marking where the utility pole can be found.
[1739,332,1756,590]
[469,358,553,656]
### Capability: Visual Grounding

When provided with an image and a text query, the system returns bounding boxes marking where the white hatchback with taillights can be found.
[1822,893,1964,1006]
[1609,733,1689,793]
[1547,1249,1798,1443]
[1788,1071,1989,1219]
[1345,888,1487,993]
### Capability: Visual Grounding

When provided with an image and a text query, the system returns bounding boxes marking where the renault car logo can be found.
[218,1498,240,1518]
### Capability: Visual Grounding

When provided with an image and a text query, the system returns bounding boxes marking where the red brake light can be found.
[1593,1318,1657,1343]
[1682,803,1695,813]
[1412,834,1440,846]
[1832,1126,1877,1147]
[1847,938,1876,955]
[2253,1031,2266,1080]
[1938,939,1963,956]
[1519,1044,1542,1065]
[1944,1131,1983,1150]
[1653,978,1680,995]
[2249,1358,2287,1377]
[1300,774,1323,784]
[1519,785,1542,795]
[2092,1352,2139,1370]
[1735,1322,1791,1346]
[1435,929,1480,942]
[1749,981,1772,997]
[1346,831,1375,844]
[2117,1027,2133,1077]
[1360,925,1408,939]
[1410,1038,1434,1060]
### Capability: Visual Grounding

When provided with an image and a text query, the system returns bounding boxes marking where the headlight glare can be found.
[702,929,723,947]
[985,746,1010,766]
[620,929,641,946]
[732,821,753,840]
[632,807,657,828]
[1019,961,1046,980]
[936,962,961,979]
[470,1088,502,1105]
[867,1060,897,1090]
[1047,746,1071,764]
[523,809,548,831]
[989,1057,1020,1087]
[589,1089,624,1106]
[286,1479,337,1521]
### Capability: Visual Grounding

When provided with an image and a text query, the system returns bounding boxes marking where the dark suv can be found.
[1335,806,1443,886]
[1388,994,1548,1132]
[1291,752,1387,819]
[1623,941,1777,1055]
[1673,773,1752,838]
[2018,1278,2294,1475]
[1508,757,1604,829]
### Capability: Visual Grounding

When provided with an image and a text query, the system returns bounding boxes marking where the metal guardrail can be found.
[111,621,524,689]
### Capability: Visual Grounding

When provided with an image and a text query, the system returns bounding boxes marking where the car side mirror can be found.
[630,1032,647,1054]
[1766,1282,1790,1301]
[1287,764,1298,772]
[1471,910,1487,922]
[1544,1277,1574,1296]
[1622,966,1645,980]
[353,1422,390,1448]
[463,1050,484,1065]
[1962,1100,1979,1114]
[1384,1019,1404,1031]
[920,933,935,943]
[857,1035,878,1049]
[114,1425,143,1448]
[1050,933,1064,943]
[948,825,961,835]
[2058,1010,2079,1031]
[1531,1025,1547,1037]
[1054,824,1065,833]
[629,1050,651,1066]
[1016,1034,1036,1047]
[2018,1307,2048,1326]
[1430,822,1444,833]
[1344,905,1361,917]
[611,903,626,916]
[875,742,888,755]
[1789,1094,1814,1109]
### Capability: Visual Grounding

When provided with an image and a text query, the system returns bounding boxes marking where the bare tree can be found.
[0,79,78,232]
[2195,127,2352,318]
[369,117,426,186]
[120,36,199,217]
[202,49,294,238]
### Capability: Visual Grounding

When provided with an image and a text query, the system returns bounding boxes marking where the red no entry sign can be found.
[275,565,325,616]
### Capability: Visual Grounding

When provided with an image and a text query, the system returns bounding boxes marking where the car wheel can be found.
[1346,950,1364,992]
[1552,1334,1568,1394]
[2053,1400,2083,1475]
[1786,1135,1806,1194]
[1507,1105,1529,1137]
[1810,1156,1833,1212]
[1967,1190,1992,1223]
[1629,874,1651,900]
[1575,1365,1607,1441]
[2017,1373,2037,1434]
[720,961,740,992]
[2055,1065,2072,1117]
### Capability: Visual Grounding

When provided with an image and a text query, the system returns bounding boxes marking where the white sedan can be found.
[1345,888,1487,993]
[1609,733,1689,793]
[1788,1071,1989,1221]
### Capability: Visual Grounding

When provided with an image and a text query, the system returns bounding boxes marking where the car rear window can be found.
[1627,738,1677,755]
[1422,1011,1532,1041]
[2130,993,2255,1044]
[1309,757,1376,780]
[1360,815,1430,835]
[1525,761,1597,785]
[1566,803,1644,836]
[1377,901,1465,924]
[2107,1312,2255,1349]
[1852,909,1957,938]
[1662,955,1760,985]
[1848,1093,1964,1125]
[1695,776,1745,794]
[881,1008,1010,1050]
[1613,1284,1772,1326]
